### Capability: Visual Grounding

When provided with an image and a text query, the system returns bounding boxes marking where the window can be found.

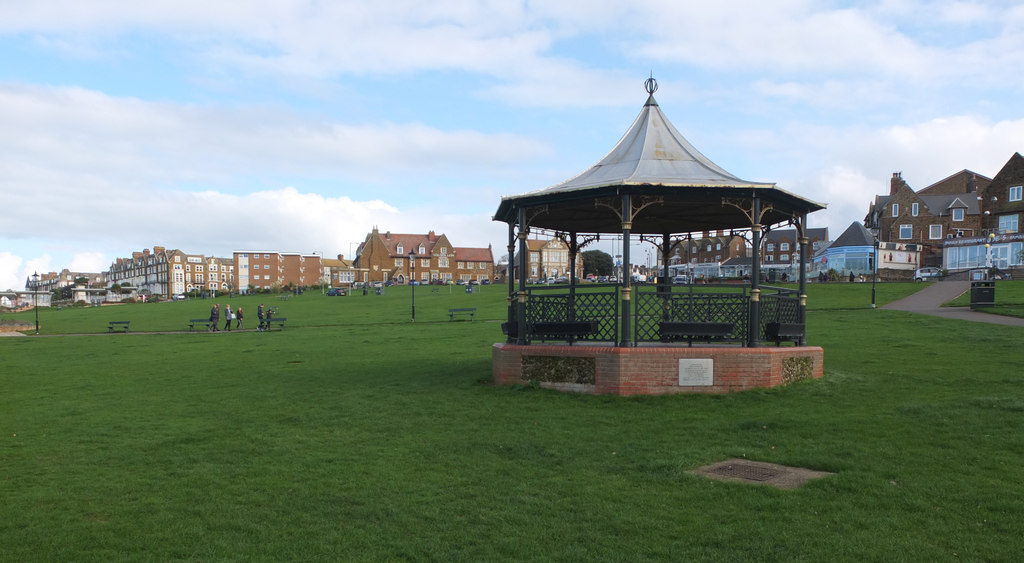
[395,258,404,267]
[254,275,260,280]
[952,208,964,222]
[781,254,789,262]
[421,259,429,268]
[439,257,449,268]
[899,224,912,239]
[998,214,1019,233]
[1011,186,1022,202]
[264,254,270,259]
[929,225,942,239]
[892,203,899,217]
[418,245,425,254]
[911,202,919,217]
[264,265,269,269]
[766,243,775,252]
[396,245,403,254]
[715,243,721,250]
[457,261,465,269]
[765,255,773,262]
[780,242,790,251]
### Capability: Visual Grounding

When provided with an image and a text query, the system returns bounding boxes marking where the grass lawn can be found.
[2,282,1023,560]
[943,280,1024,319]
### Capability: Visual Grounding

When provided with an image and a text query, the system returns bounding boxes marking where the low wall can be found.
[492,343,824,395]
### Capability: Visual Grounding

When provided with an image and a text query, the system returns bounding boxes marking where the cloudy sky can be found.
[2,1,1023,290]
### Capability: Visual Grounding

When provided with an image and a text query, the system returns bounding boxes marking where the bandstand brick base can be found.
[492,343,824,395]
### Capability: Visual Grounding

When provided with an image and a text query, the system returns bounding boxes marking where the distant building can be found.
[109,247,234,297]
[322,254,364,288]
[354,227,494,284]
[864,169,990,267]
[234,251,321,292]
[25,269,105,294]
[668,231,747,268]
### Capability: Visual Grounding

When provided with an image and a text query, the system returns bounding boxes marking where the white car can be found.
[672,275,688,284]
[914,267,941,281]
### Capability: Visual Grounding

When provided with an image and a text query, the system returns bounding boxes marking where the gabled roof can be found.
[454,247,493,262]
[919,194,980,216]
[831,222,876,248]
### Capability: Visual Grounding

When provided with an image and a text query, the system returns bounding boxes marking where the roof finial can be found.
[644,73,658,95]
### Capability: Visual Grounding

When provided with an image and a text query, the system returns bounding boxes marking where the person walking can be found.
[224,304,233,331]
[210,304,220,331]
[236,307,244,330]
[257,303,265,332]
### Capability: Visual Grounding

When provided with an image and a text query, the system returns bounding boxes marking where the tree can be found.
[582,250,614,276]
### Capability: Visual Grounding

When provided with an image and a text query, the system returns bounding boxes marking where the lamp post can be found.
[409,249,416,322]
[871,239,878,308]
[32,271,39,334]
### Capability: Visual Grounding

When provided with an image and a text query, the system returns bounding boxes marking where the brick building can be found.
[668,231,748,267]
[864,170,989,266]
[109,246,233,297]
[761,228,829,266]
[234,251,321,292]
[354,227,495,284]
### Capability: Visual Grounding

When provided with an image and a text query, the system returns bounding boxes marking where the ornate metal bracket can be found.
[722,197,775,227]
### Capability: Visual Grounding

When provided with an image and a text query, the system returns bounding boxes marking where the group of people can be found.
[209,303,244,331]
[208,303,272,331]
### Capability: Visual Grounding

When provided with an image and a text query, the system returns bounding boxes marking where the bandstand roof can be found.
[493,80,825,234]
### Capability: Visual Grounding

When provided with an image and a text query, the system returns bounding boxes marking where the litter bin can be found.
[970,281,995,309]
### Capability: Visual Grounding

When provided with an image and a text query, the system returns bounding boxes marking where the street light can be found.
[871,239,879,309]
[409,249,416,322]
[32,271,39,334]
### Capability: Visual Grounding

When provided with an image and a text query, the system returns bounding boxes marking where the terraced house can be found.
[108,246,234,297]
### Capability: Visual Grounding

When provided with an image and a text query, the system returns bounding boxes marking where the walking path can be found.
[882,280,1024,327]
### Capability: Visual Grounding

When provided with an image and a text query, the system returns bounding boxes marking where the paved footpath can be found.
[882,280,1024,327]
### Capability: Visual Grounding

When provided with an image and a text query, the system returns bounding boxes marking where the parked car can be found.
[172,294,186,301]
[326,288,347,296]
[914,267,942,281]
[456,279,466,285]
[468,279,479,285]
[672,275,689,285]
[480,279,491,285]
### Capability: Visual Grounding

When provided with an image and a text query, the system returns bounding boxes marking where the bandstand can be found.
[492,78,826,395]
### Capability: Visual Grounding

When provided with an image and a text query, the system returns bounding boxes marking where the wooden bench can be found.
[765,322,804,346]
[530,321,598,344]
[660,321,735,347]
[188,318,214,332]
[259,317,287,331]
[108,320,130,333]
[448,308,476,321]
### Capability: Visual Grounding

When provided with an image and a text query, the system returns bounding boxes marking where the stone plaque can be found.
[678,359,713,386]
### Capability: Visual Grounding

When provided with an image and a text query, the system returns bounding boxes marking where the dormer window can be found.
[952,208,964,222]
[419,245,425,254]
[396,244,404,254]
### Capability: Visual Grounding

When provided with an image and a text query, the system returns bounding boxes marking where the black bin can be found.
[970,281,995,309]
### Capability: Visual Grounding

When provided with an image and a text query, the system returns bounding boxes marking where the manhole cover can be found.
[709,463,779,482]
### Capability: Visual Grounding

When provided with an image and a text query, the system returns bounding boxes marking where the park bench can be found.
[765,322,804,346]
[108,320,130,333]
[188,318,214,332]
[448,307,476,321]
[659,321,735,347]
[260,317,287,331]
[530,321,598,344]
